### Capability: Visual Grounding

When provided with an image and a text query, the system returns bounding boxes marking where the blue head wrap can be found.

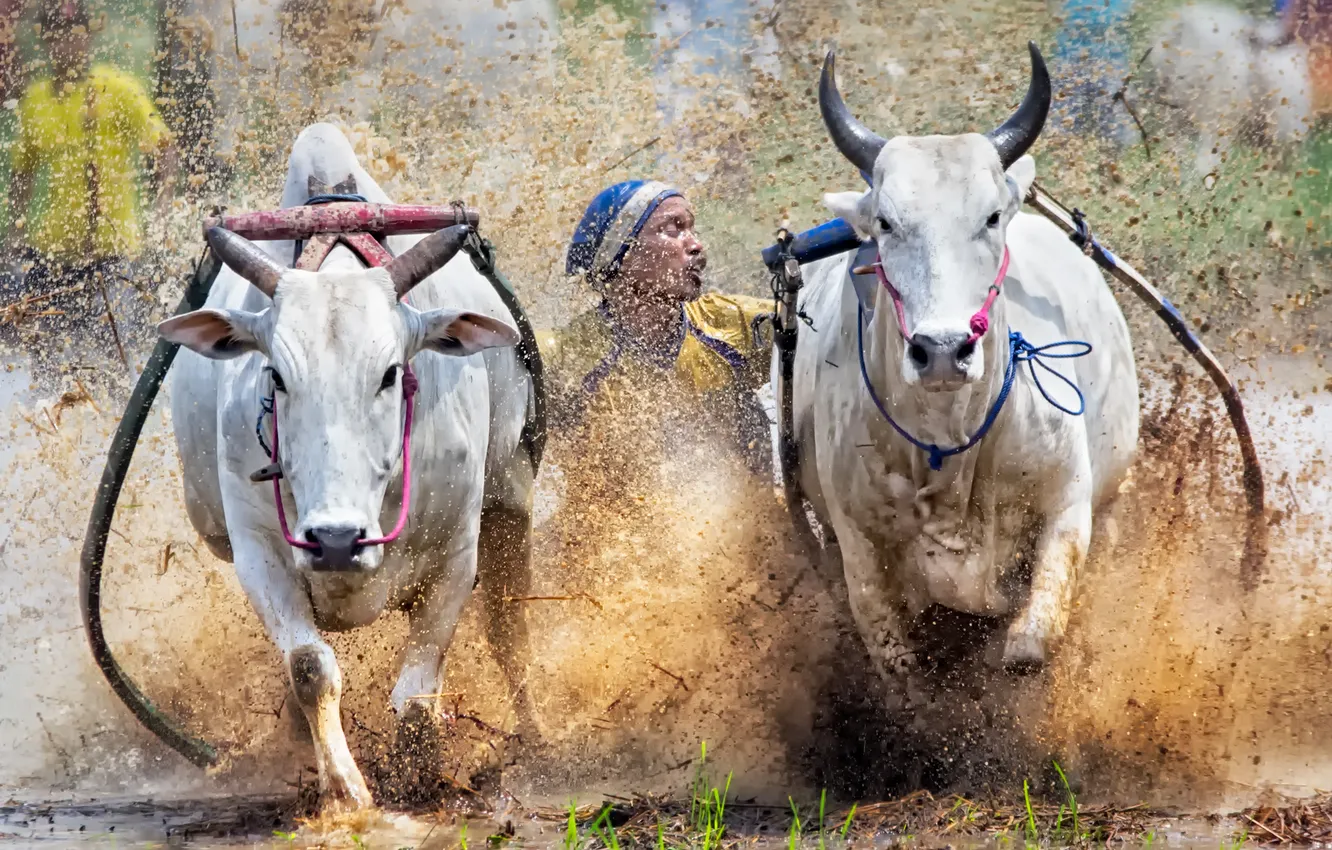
[566,180,682,289]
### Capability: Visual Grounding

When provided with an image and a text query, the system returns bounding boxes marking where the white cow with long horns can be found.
[788,45,1139,679]
[161,123,538,808]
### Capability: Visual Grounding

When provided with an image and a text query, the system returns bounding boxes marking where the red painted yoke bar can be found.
[202,203,481,242]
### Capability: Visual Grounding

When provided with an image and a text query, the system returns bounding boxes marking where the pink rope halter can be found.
[869,246,1011,345]
[271,366,419,551]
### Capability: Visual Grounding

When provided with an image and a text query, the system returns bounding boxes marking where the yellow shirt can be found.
[12,65,169,263]
[537,291,773,433]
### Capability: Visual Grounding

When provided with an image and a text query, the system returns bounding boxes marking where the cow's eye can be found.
[269,369,287,394]
[987,211,1002,228]
[877,216,893,235]
[379,365,399,393]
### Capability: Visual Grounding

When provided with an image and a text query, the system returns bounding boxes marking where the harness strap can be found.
[292,192,371,265]
[460,228,547,473]
[856,303,1090,471]
[867,246,1011,345]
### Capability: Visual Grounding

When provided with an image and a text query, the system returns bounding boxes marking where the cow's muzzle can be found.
[306,525,368,571]
[908,330,976,390]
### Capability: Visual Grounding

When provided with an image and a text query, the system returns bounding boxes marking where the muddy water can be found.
[3,0,1332,836]
[1045,353,1332,810]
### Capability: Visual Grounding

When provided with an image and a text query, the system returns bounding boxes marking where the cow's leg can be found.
[1002,495,1093,671]
[838,525,916,679]
[230,533,371,809]
[389,544,478,715]
[477,459,539,741]
[383,544,478,804]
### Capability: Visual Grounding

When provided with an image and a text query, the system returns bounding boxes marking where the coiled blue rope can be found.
[856,304,1091,471]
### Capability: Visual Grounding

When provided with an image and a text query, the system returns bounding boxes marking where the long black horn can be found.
[819,50,887,177]
[387,225,471,299]
[205,226,285,298]
[985,41,1051,169]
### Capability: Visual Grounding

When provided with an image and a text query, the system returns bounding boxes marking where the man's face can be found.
[614,196,707,304]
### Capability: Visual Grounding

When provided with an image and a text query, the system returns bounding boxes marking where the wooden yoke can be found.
[203,202,481,271]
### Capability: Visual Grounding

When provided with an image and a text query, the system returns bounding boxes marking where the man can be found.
[542,180,774,474]
[4,0,176,390]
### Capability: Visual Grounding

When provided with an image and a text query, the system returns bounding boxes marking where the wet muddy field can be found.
[3,0,1332,846]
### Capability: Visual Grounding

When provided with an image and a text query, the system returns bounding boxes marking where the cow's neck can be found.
[862,288,1011,545]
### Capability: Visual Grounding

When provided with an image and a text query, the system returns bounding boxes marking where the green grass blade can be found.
[591,804,620,850]
[840,804,858,840]
[564,802,579,850]
[1053,761,1080,839]
[1023,779,1037,843]
[819,788,827,850]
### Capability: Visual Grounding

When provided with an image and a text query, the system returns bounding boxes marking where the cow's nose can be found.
[907,332,975,381]
[305,526,366,571]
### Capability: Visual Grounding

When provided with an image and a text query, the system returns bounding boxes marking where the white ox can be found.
[1148,2,1312,174]
[788,46,1139,678]
[161,123,537,808]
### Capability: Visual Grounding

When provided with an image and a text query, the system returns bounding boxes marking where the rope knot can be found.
[926,446,945,471]
[968,313,989,340]
[402,365,420,399]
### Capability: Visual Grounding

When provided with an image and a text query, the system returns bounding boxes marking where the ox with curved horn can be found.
[819,41,1051,172]
[985,42,1051,168]
[387,224,471,298]
[204,223,472,300]
[205,226,286,297]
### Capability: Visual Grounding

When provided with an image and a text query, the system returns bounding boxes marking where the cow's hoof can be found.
[1001,630,1048,673]
[323,766,374,812]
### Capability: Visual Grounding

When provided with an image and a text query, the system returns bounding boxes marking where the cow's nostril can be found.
[957,341,976,362]
[909,343,929,367]
[306,526,366,570]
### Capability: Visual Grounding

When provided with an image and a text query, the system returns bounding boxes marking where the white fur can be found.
[164,123,534,808]
[785,138,1139,676]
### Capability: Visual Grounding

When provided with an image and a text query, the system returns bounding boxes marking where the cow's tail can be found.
[80,249,224,770]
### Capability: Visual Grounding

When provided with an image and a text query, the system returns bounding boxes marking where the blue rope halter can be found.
[855,303,1092,471]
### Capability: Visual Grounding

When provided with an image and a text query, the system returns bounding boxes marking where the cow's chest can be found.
[828,422,1039,617]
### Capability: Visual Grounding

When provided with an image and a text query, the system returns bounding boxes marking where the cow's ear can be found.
[413,308,520,357]
[158,309,267,360]
[1006,154,1037,202]
[823,190,873,239]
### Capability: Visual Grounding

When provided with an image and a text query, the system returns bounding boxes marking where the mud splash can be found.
[2,0,1332,827]
[1046,354,1332,810]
